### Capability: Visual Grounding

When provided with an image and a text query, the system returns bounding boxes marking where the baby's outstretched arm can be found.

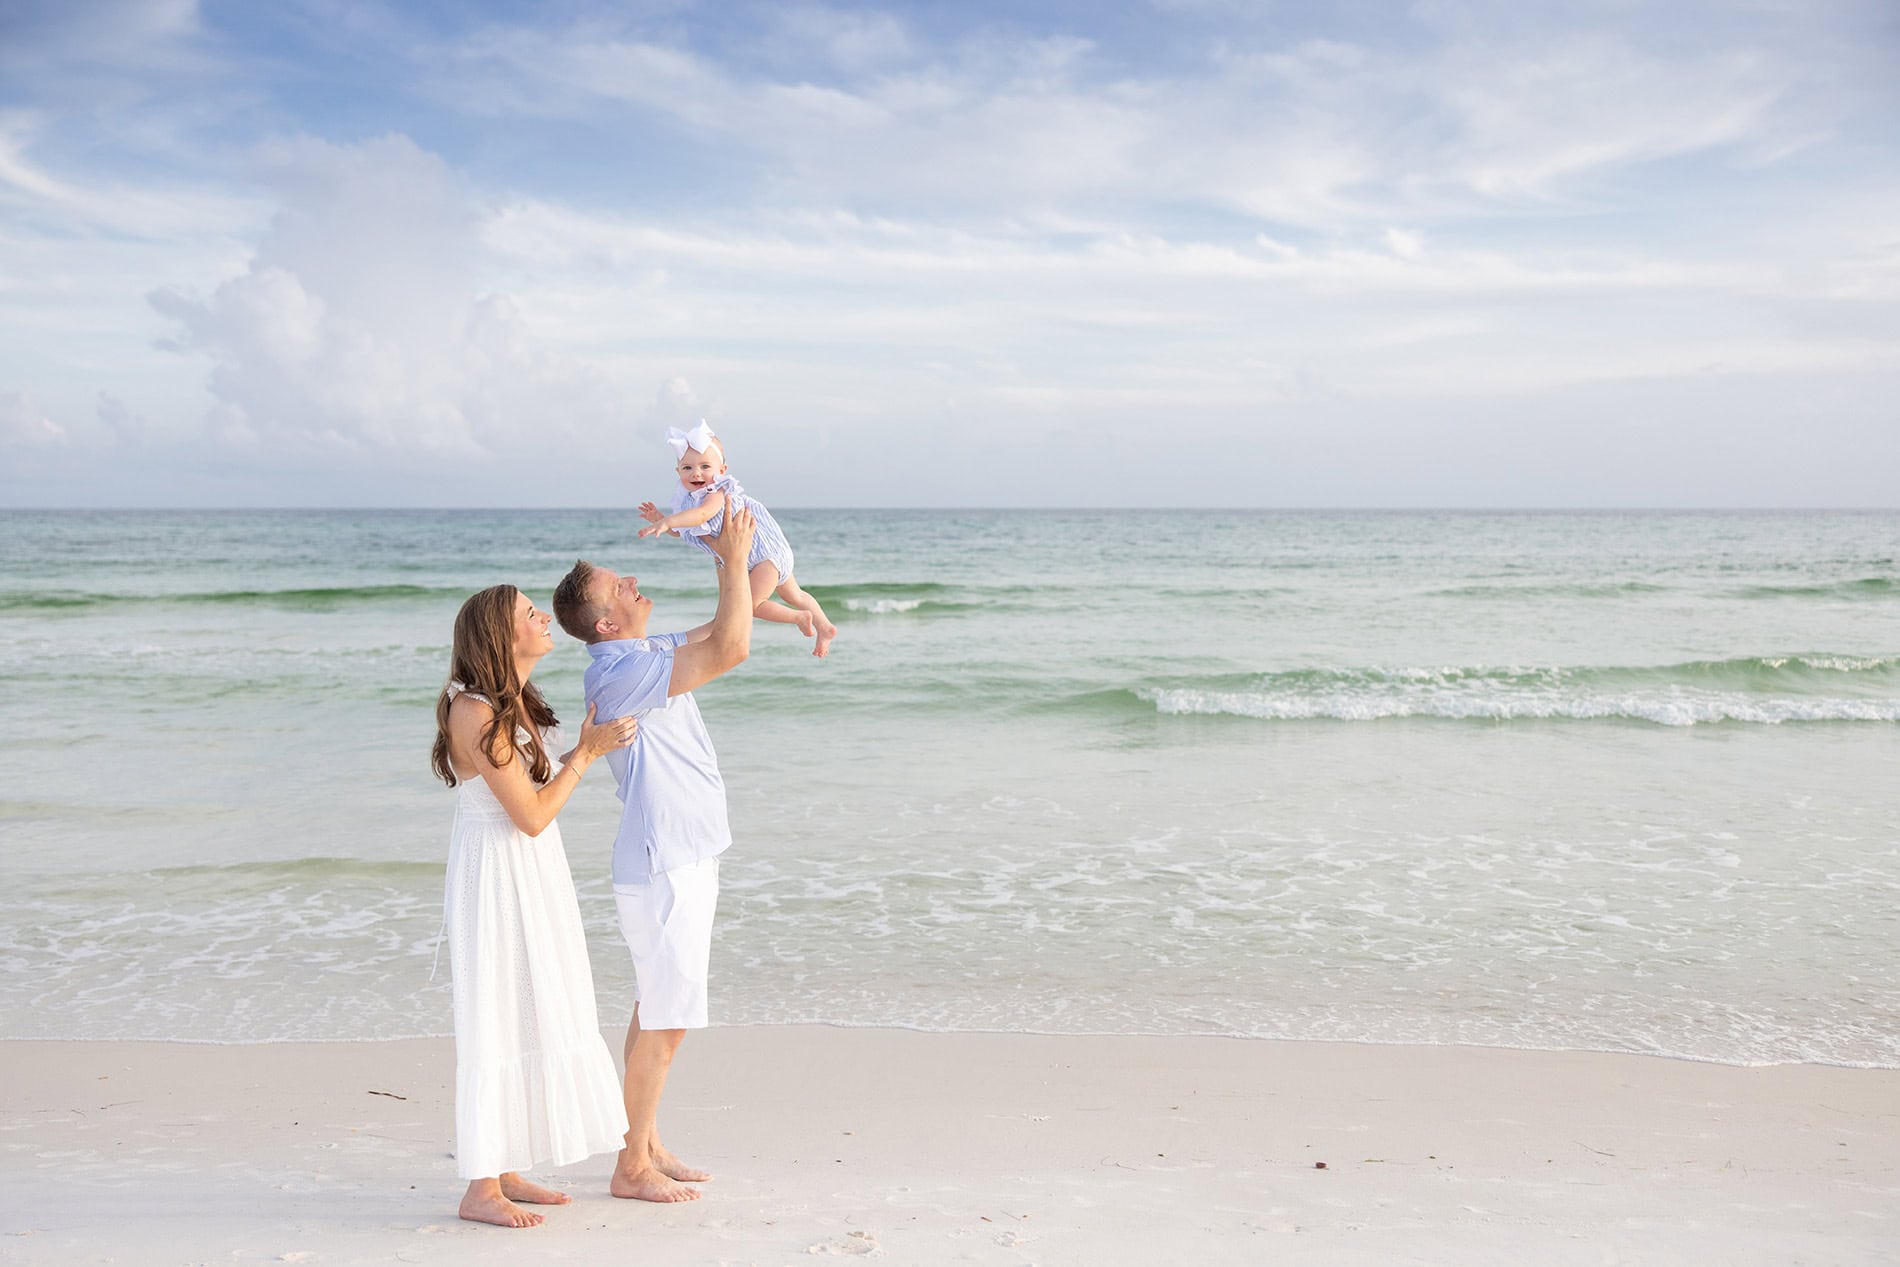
[636,502,680,538]
[638,491,726,539]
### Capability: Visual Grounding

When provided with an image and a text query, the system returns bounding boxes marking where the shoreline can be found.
[5,1026,1896,1265]
[8,1024,1896,1072]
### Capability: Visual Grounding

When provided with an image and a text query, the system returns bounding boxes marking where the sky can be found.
[1,0,1896,508]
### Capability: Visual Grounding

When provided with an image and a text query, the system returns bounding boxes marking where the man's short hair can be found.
[552,559,607,642]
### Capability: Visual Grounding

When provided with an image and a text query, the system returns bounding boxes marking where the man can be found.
[550,505,757,1203]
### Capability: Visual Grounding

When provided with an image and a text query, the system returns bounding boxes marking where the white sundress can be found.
[442,687,628,1179]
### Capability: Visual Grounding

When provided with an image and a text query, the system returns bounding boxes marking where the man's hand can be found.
[712,503,756,567]
[667,504,757,696]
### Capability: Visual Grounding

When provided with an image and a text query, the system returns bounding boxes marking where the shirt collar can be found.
[588,636,660,659]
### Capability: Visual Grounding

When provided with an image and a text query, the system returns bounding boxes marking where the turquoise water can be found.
[1,509,1896,1064]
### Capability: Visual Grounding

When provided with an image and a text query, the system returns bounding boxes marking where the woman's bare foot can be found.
[610,1162,702,1202]
[499,1172,572,1205]
[813,618,837,657]
[793,610,816,638]
[460,1179,545,1228]
[651,1142,712,1184]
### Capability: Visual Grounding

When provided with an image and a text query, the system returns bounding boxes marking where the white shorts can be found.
[613,855,720,1030]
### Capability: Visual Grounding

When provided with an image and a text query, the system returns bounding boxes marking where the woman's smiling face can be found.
[511,590,555,661]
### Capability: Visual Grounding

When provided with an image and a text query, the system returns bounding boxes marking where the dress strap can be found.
[446,680,492,706]
[447,680,537,756]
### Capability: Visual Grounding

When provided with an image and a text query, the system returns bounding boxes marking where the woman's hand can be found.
[577,700,639,759]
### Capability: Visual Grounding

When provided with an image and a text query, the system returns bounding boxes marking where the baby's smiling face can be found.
[676,443,727,492]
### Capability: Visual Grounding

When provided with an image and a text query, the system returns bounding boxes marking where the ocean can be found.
[1,509,1896,1066]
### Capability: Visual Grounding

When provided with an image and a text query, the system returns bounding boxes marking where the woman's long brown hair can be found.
[430,585,558,788]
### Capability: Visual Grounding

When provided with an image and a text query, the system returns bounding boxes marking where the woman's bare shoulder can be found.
[447,692,515,773]
[447,691,497,733]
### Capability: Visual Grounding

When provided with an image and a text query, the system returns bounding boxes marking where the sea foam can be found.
[1136,656,1900,725]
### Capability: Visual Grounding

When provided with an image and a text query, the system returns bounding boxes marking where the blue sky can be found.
[1,0,1896,507]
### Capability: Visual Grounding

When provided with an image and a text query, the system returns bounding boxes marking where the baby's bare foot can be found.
[813,619,837,658]
[611,1163,702,1202]
[794,611,816,638]
[499,1173,571,1205]
[652,1143,712,1183]
[459,1189,545,1228]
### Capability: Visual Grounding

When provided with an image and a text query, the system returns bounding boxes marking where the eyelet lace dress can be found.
[443,683,628,1178]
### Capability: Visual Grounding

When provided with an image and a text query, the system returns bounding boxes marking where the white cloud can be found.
[0,110,262,240]
[147,134,625,457]
[1383,229,1425,260]
[459,184,1887,496]
[654,376,708,425]
[766,5,913,73]
[2,3,1897,506]
[482,195,1760,314]
[96,391,143,439]
[439,13,1819,229]
[1439,42,1782,197]
[0,390,64,445]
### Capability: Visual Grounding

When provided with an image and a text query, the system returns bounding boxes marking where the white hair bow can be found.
[666,421,718,459]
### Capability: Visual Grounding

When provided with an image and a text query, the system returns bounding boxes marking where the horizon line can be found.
[2,505,1898,515]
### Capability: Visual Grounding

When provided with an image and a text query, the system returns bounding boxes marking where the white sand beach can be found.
[4,1026,1895,1265]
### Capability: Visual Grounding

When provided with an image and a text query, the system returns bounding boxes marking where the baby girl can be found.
[638,421,836,657]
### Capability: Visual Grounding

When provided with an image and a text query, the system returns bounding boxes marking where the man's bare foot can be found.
[651,1142,712,1184]
[813,618,837,657]
[499,1172,572,1205]
[611,1163,702,1202]
[794,611,816,638]
[459,1186,545,1228]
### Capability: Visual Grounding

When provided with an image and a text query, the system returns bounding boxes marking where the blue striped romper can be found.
[670,474,796,584]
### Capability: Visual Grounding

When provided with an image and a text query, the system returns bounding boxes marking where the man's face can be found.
[591,566,652,640]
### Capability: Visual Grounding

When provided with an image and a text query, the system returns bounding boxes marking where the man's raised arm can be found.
[667,505,756,696]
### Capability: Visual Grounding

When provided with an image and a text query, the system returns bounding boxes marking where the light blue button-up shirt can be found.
[583,633,731,886]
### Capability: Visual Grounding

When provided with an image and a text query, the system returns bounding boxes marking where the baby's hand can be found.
[637,502,664,524]
[638,522,670,538]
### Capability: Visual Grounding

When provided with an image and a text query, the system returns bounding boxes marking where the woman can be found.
[430,584,636,1228]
